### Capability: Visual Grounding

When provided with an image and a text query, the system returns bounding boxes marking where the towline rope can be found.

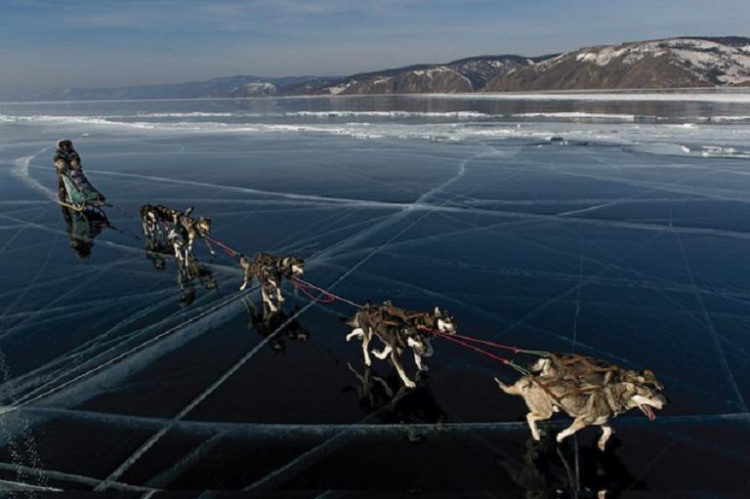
[207,236,242,258]
[290,277,364,309]
[427,328,532,376]
[194,236,547,371]
[416,325,549,357]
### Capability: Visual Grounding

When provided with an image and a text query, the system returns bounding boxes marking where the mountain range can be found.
[3,36,749,101]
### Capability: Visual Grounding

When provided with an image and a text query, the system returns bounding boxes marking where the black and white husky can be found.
[238,252,304,312]
[344,302,457,388]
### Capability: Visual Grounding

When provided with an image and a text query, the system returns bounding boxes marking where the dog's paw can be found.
[555,434,565,444]
[405,380,416,389]
[372,349,388,360]
[598,440,607,452]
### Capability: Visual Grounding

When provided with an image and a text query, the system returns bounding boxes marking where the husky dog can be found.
[140,204,215,262]
[173,207,215,259]
[238,252,304,312]
[529,354,664,391]
[140,204,179,239]
[344,302,457,388]
[167,226,188,266]
[495,376,668,451]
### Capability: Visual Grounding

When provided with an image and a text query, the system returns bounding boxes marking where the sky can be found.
[1,0,749,91]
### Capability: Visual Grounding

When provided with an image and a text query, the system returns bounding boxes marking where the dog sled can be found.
[59,170,108,213]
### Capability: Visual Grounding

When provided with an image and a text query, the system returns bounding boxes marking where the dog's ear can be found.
[185,206,194,216]
[434,306,441,316]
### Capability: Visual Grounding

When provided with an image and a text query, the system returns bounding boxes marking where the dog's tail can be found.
[494,377,523,396]
[340,312,360,328]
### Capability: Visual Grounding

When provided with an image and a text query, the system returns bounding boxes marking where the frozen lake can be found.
[1,94,749,494]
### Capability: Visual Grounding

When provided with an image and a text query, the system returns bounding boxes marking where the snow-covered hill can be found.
[484,37,750,91]
[312,56,540,95]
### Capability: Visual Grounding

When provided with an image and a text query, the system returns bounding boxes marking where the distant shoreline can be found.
[3,88,750,106]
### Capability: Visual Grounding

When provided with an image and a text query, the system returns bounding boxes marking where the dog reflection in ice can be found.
[496,372,667,451]
[344,301,456,388]
[497,435,642,498]
[247,303,310,353]
[239,252,304,313]
[176,260,218,308]
[345,362,445,430]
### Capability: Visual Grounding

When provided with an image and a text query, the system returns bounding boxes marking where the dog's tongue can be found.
[641,404,656,421]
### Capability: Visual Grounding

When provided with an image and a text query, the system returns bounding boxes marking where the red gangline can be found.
[417,325,548,357]
[430,329,510,365]
[290,278,337,304]
[429,329,532,375]
[291,278,364,309]
[208,237,241,258]
[198,239,543,363]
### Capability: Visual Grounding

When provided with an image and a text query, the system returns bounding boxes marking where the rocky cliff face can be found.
[329,66,472,94]
[316,56,539,95]
[482,37,750,91]
[447,55,542,89]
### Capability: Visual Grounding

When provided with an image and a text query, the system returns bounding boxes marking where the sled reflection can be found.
[60,205,111,259]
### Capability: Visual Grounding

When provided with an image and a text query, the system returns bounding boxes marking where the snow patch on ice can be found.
[701,145,750,158]
[512,112,636,121]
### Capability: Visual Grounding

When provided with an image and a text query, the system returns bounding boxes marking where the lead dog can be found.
[238,252,304,312]
[495,375,667,450]
[344,302,456,388]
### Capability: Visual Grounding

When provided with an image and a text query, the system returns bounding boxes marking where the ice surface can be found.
[0,95,749,493]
